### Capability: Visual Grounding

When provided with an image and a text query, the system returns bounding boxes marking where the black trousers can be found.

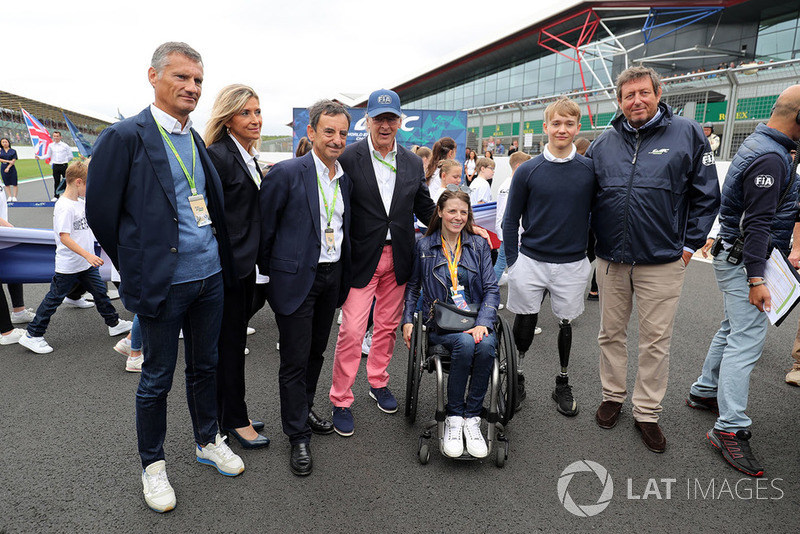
[52,163,68,197]
[275,262,342,445]
[216,269,256,429]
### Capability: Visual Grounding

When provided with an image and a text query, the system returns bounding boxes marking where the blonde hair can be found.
[204,84,260,150]
[439,159,462,178]
[65,160,88,185]
[508,151,531,169]
[544,97,581,123]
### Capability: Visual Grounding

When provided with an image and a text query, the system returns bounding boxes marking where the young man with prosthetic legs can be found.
[503,98,595,416]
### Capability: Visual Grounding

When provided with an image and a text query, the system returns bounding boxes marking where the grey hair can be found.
[615,66,661,100]
[151,42,203,76]
[308,99,351,130]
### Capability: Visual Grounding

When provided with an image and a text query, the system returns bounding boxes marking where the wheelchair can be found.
[404,311,517,467]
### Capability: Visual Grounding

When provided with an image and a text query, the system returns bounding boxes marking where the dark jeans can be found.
[275,262,341,445]
[27,267,119,337]
[136,272,223,468]
[428,329,496,417]
[52,163,68,197]
[217,269,256,429]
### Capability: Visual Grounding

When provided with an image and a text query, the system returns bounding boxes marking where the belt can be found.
[316,261,340,272]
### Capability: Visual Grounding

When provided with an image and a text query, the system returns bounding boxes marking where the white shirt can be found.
[428,168,441,193]
[495,176,513,241]
[150,104,193,135]
[229,133,261,187]
[543,144,576,163]
[311,150,345,263]
[367,134,397,240]
[466,159,476,176]
[44,141,73,164]
[469,176,492,205]
[53,197,96,274]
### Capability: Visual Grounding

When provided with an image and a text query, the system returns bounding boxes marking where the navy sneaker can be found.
[707,428,764,477]
[369,386,398,414]
[332,407,354,437]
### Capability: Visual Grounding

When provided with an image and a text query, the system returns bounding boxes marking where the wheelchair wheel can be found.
[495,316,518,426]
[406,314,425,424]
[418,443,430,465]
[495,445,506,468]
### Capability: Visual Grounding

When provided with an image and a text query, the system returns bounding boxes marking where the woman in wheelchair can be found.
[402,188,500,458]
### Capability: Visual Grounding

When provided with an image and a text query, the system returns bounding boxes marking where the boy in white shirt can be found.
[20,161,132,354]
[494,151,532,282]
[469,158,494,205]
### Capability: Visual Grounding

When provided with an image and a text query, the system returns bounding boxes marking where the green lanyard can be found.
[372,151,396,173]
[316,172,340,227]
[156,121,197,194]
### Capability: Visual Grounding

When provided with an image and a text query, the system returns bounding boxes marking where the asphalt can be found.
[1,180,799,533]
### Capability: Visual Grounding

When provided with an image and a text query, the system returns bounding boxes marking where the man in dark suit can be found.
[86,42,243,514]
[329,89,435,436]
[258,100,352,476]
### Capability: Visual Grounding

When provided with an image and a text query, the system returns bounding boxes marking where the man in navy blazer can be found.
[258,100,352,476]
[329,89,436,436]
[86,42,242,513]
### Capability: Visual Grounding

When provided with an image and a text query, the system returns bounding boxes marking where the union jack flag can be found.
[21,108,52,164]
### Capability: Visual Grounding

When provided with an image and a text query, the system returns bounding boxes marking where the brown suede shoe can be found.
[635,421,666,453]
[595,401,623,429]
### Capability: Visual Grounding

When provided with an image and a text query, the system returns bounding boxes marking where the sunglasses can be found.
[445,184,471,194]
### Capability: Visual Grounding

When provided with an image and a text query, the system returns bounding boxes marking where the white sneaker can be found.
[114,337,132,357]
[442,415,464,458]
[337,309,343,325]
[244,348,250,355]
[196,433,244,476]
[109,319,133,336]
[126,355,144,372]
[179,330,184,339]
[142,460,176,513]
[246,326,255,335]
[498,303,505,310]
[50,196,57,201]
[11,308,36,324]
[534,326,542,335]
[63,297,94,309]
[361,331,372,355]
[463,416,488,458]
[276,342,280,350]
[19,334,53,354]
[0,328,26,345]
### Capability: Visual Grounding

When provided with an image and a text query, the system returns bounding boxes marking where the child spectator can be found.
[495,150,532,282]
[19,161,132,354]
[470,157,494,205]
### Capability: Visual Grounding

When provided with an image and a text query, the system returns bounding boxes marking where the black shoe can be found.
[225,427,270,449]
[707,428,764,477]
[552,375,579,416]
[686,393,719,414]
[587,292,599,301]
[514,373,526,412]
[251,420,265,432]
[290,442,313,476]
[307,410,334,435]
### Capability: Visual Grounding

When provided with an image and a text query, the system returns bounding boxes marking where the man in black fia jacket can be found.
[587,66,720,454]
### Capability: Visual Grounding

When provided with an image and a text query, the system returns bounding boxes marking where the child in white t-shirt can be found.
[19,161,132,354]
[469,157,494,205]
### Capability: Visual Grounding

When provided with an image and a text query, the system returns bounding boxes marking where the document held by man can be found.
[764,247,800,326]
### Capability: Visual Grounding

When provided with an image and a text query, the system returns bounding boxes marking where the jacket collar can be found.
[612,102,672,134]
[754,123,797,152]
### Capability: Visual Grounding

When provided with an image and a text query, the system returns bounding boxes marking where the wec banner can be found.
[292,108,468,162]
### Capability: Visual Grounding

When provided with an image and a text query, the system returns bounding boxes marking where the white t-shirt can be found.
[466,159,476,176]
[495,176,513,241]
[469,176,492,205]
[428,168,441,193]
[53,197,95,274]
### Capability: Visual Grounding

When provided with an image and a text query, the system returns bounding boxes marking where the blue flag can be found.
[62,112,92,157]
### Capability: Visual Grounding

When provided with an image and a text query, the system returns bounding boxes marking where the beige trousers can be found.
[596,257,687,422]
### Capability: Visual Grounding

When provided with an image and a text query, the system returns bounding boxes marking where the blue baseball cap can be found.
[367,89,402,117]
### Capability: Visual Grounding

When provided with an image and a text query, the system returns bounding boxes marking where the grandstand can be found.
[354,0,800,160]
[0,89,114,151]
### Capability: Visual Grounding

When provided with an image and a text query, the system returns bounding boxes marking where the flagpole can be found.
[34,158,52,200]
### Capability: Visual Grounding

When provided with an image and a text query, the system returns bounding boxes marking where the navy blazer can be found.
[257,152,352,316]
[337,139,434,288]
[86,107,235,317]
[207,135,262,279]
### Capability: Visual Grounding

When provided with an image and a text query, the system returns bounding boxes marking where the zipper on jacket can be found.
[620,130,643,262]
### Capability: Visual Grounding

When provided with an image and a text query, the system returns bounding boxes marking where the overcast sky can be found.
[4,0,563,134]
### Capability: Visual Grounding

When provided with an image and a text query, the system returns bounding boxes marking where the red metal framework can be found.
[538,9,602,126]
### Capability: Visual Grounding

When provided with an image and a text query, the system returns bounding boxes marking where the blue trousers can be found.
[428,329,496,417]
[136,272,223,468]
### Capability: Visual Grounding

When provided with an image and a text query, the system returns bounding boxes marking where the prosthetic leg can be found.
[512,314,538,410]
[553,319,578,416]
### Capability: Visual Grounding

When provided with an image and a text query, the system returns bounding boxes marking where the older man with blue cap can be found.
[328,89,436,436]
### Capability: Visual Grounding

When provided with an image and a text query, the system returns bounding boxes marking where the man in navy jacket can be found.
[86,42,242,513]
[258,100,352,476]
[588,66,720,454]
